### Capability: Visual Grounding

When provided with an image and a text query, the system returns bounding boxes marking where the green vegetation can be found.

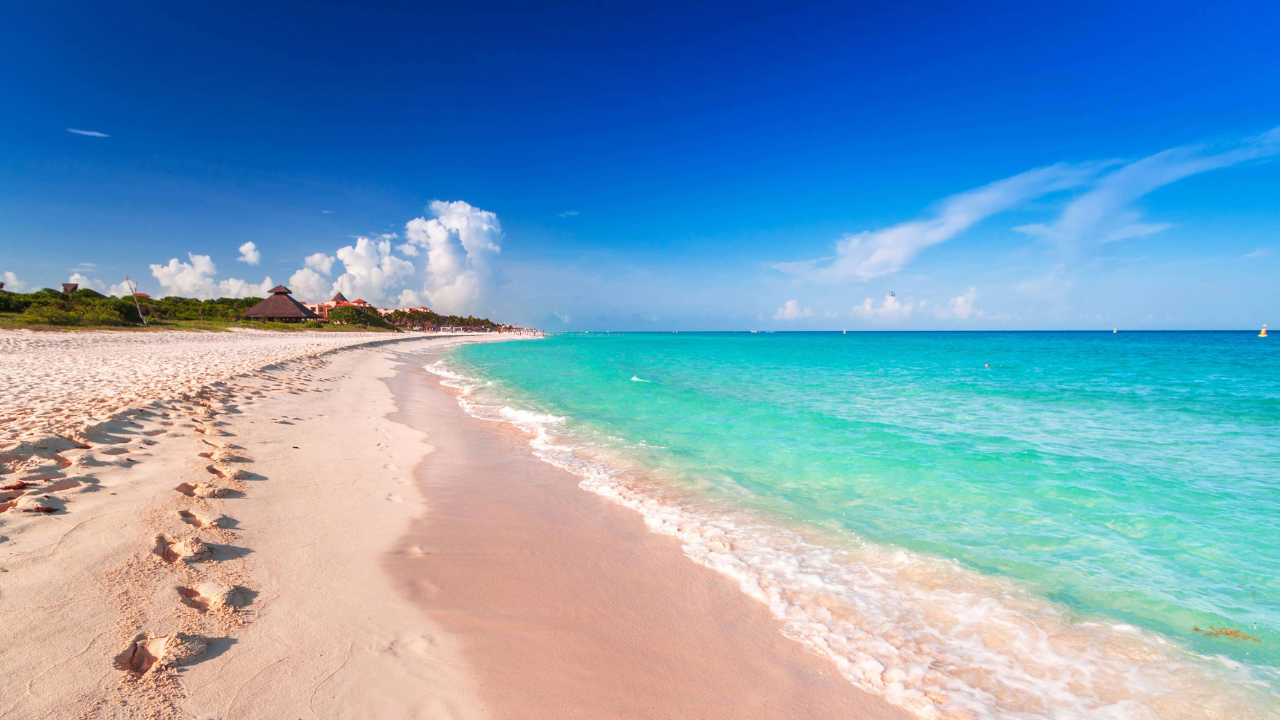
[0,288,378,332]
[325,305,397,330]
[0,286,512,333]
[384,308,503,331]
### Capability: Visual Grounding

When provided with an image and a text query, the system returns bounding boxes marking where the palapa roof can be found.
[331,292,349,303]
[241,285,320,320]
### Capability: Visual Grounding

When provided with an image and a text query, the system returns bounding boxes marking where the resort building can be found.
[241,285,321,322]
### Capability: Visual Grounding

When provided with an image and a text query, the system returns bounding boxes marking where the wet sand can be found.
[384,360,910,719]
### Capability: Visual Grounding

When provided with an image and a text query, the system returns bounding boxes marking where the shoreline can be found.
[3,330,905,719]
[384,356,910,719]
[420,340,1280,720]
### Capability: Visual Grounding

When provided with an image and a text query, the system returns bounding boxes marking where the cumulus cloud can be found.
[237,241,261,266]
[2,271,29,292]
[67,128,109,137]
[851,293,916,321]
[288,268,332,302]
[67,273,137,298]
[774,300,812,320]
[777,164,1100,282]
[150,253,272,299]
[330,237,415,305]
[304,252,337,275]
[402,200,503,314]
[1016,128,1280,249]
[934,288,982,320]
[151,254,219,298]
[217,276,275,298]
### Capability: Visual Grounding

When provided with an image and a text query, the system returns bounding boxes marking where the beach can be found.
[0,329,905,719]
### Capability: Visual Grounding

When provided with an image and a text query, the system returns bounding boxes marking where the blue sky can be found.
[1,0,1278,329]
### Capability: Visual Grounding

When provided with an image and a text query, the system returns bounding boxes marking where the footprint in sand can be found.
[114,633,207,675]
[13,495,63,514]
[151,534,214,563]
[176,582,236,612]
[177,509,226,529]
[175,482,228,499]
[206,464,248,481]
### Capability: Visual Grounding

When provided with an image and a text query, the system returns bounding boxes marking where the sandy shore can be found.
[1,329,905,719]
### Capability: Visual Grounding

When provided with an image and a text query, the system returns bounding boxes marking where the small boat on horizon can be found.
[1261,324,1269,337]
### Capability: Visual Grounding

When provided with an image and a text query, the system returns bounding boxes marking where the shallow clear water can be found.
[439,331,1280,718]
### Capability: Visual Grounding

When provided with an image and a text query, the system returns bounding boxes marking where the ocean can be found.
[428,331,1279,719]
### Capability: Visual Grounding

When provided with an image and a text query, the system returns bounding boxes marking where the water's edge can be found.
[423,354,1276,720]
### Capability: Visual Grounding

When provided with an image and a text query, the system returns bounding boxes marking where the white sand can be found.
[0,330,498,718]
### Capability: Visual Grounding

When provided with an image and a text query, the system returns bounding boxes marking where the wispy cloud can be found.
[1243,247,1273,258]
[557,210,580,217]
[776,126,1280,284]
[774,299,812,320]
[321,210,334,214]
[777,164,1100,282]
[1017,127,1280,248]
[71,262,98,271]
[67,128,109,137]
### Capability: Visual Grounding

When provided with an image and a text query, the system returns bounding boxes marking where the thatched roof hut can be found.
[241,285,320,322]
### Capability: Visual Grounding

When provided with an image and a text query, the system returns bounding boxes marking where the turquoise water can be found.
[440,331,1280,717]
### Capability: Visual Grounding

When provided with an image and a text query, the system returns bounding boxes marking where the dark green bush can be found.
[326,305,396,329]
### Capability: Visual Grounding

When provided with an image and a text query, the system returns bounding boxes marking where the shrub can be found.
[19,305,81,326]
[82,306,127,326]
[326,305,395,329]
[0,292,33,313]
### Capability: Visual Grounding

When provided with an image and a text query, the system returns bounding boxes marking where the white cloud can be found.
[304,252,336,275]
[2,272,29,292]
[774,300,812,320]
[777,164,1100,282]
[67,273,136,298]
[67,128,109,138]
[402,200,503,314]
[1243,247,1273,258]
[331,237,415,305]
[1016,127,1280,248]
[851,293,916,321]
[237,241,261,266]
[555,311,573,323]
[321,210,334,214]
[72,262,97,271]
[288,268,333,302]
[934,288,983,320]
[68,273,106,292]
[557,210,580,217]
[151,254,219,298]
[150,253,272,299]
[217,276,274,298]
[396,289,428,309]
